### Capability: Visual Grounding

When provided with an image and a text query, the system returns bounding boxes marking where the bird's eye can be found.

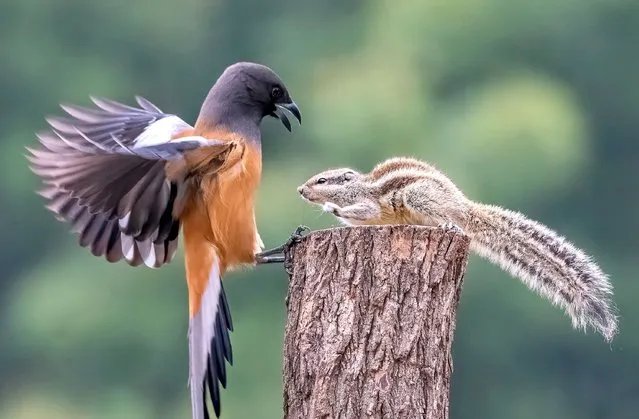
[317,177,327,184]
[271,86,283,99]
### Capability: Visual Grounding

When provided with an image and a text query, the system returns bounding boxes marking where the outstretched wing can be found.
[27,96,234,268]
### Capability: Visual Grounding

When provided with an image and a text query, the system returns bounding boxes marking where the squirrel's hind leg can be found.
[438,222,465,235]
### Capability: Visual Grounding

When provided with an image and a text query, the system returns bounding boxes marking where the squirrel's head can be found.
[297,168,362,206]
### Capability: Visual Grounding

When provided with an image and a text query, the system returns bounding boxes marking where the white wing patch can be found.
[133,115,193,147]
[121,234,136,261]
[131,115,227,151]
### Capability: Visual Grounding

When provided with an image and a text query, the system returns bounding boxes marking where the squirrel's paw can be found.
[439,222,464,234]
[322,202,341,215]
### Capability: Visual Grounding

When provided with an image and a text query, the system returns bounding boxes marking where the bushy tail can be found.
[467,203,618,342]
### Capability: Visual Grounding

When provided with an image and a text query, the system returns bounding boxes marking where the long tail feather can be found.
[188,256,233,419]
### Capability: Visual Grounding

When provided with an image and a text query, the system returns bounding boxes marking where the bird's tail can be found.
[188,253,233,419]
[466,203,618,342]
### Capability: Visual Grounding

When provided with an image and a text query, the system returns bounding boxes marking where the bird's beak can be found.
[272,101,302,132]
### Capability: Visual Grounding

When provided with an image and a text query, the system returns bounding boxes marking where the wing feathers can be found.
[164,236,179,264]
[135,95,163,113]
[106,232,124,263]
[89,218,114,257]
[154,183,178,243]
[135,180,170,241]
[28,96,201,268]
[91,96,146,113]
[78,214,101,247]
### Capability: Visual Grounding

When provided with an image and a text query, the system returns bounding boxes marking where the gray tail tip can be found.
[592,313,619,344]
[601,322,619,344]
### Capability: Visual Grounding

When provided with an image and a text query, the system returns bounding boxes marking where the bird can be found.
[26,61,302,418]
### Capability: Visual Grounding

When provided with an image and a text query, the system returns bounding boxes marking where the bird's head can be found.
[205,62,302,133]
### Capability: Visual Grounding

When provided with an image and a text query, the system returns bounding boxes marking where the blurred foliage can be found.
[1,0,638,418]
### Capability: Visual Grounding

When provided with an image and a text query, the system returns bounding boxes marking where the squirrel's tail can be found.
[466,203,618,342]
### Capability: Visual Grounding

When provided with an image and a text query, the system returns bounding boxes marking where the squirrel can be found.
[297,156,618,342]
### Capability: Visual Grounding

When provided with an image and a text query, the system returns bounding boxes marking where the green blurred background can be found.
[1,0,638,418]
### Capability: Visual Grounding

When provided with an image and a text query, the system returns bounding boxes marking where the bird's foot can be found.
[439,222,464,235]
[255,225,311,274]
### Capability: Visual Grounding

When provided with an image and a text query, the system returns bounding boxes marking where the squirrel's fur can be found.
[298,156,618,342]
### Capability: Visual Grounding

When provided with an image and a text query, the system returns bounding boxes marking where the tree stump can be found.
[283,225,470,419]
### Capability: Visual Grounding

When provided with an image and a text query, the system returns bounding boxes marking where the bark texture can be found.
[283,225,470,419]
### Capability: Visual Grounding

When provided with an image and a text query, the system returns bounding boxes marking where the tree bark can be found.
[283,225,470,419]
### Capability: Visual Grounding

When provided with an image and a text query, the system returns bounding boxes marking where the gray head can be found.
[198,62,301,136]
[297,168,363,207]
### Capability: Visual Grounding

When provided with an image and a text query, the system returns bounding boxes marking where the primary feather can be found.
[27,96,227,269]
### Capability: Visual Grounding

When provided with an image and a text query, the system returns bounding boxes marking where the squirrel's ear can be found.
[344,171,357,181]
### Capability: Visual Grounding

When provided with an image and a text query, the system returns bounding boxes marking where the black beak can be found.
[272,101,302,132]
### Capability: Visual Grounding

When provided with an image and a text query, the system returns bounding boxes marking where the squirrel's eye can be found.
[271,86,283,99]
[316,177,327,184]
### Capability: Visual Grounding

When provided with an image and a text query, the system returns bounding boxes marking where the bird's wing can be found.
[27,96,236,268]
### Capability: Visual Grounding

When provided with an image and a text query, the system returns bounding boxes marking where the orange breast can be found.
[179,128,262,271]
[175,127,262,316]
[204,142,262,270]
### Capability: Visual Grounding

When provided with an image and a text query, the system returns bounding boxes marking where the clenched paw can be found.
[439,222,464,234]
[322,202,341,215]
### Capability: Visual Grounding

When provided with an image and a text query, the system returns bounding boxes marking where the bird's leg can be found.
[255,225,310,271]
[255,225,310,261]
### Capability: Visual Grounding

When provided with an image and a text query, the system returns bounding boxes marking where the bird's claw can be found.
[439,222,464,235]
[287,225,310,246]
[283,225,310,274]
[255,225,311,273]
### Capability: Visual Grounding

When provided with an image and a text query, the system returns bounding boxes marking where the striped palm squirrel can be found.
[297,156,618,342]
